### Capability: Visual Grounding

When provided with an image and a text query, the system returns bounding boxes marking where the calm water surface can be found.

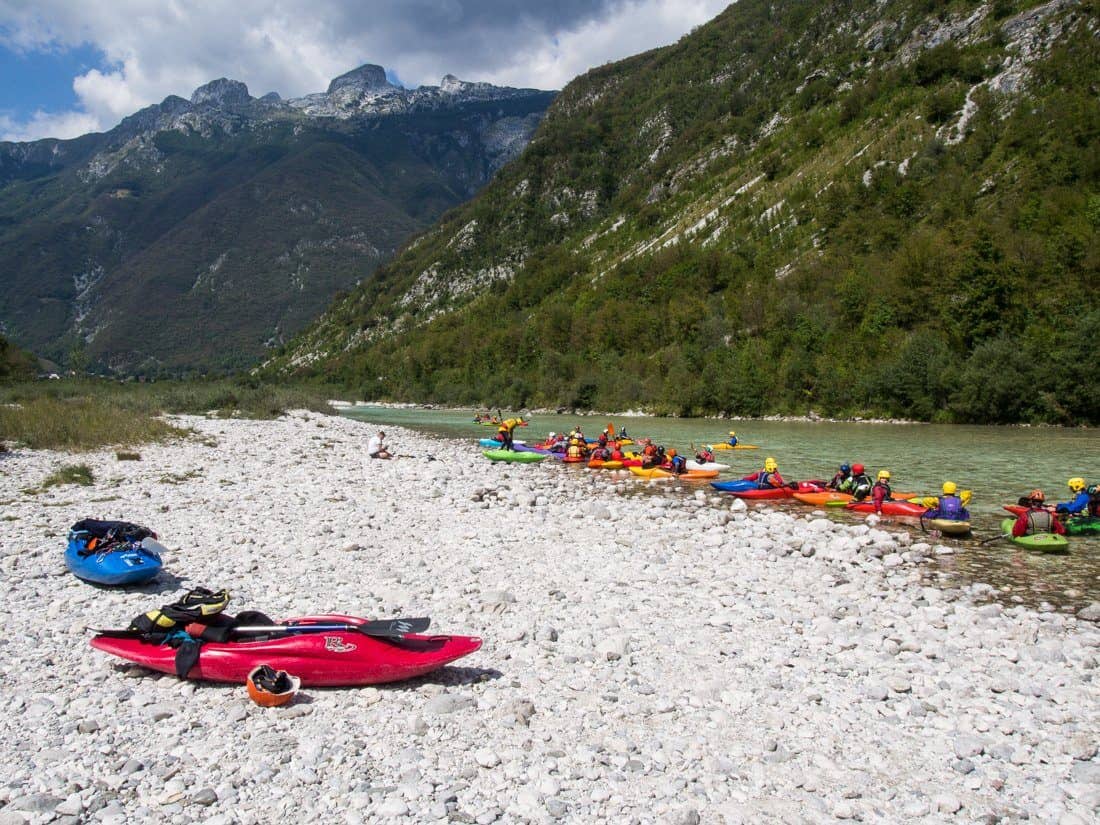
[342,407,1099,608]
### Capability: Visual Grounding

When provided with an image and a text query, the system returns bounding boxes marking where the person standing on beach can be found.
[368,430,392,460]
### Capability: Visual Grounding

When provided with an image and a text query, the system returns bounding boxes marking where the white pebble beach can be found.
[1,411,1098,823]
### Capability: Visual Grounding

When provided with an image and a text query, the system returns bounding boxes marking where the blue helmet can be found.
[840,464,851,473]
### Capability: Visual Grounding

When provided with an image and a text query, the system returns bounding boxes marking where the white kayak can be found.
[687,460,730,472]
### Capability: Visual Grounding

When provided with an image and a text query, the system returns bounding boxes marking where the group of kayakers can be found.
[1009,478,1099,537]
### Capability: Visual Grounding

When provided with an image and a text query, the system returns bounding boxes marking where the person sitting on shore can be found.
[827,464,851,491]
[726,431,739,447]
[847,463,873,499]
[368,430,392,460]
[1013,490,1065,537]
[1055,478,1092,516]
[924,481,969,521]
[870,470,893,513]
[744,457,784,489]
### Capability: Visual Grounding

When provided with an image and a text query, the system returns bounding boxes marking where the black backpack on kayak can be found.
[69,519,154,556]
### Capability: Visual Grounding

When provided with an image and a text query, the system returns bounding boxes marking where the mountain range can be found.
[0,65,554,373]
[273,0,1098,424]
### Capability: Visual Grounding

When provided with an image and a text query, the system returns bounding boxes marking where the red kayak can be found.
[90,614,482,687]
[727,481,825,500]
[846,500,929,518]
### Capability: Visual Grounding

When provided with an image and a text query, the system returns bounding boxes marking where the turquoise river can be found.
[342,407,1099,610]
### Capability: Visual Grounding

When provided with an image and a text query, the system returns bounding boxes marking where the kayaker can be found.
[726,431,739,447]
[696,447,715,464]
[1055,478,1091,515]
[848,463,873,499]
[870,470,893,513]
[610,444,625,461]
[744,457,784,489]
[497,416,527,451]
[1012,490,1066,537]
[598,430,609,448]
[619,426,630,439]
[827,464,852,491]
[924,481,970,521]
[368,430,392,460]
[668,449,687,474]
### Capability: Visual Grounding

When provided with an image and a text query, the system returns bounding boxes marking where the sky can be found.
[0,0,730,142]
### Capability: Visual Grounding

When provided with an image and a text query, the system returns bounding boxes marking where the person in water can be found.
[847,463,873,500]
[870,470,893,513]
[924,481,970,521]
[1055,478,1091,515]
[726,431,739,447]
[744,457,784,489]
[696,447,715,464]
[827,464,851,491]
[1013,490,1065,537]
[497,417,526,451]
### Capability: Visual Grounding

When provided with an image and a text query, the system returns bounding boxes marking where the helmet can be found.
[764,457,778,472]
[246,665,300,708]
[549,432,556,438]
[942,481,957,495]
[878,470,891,480]
[668,449,677,457]
[840,464,851,473]
[728,431,736,436]
[852,463,864,474]
[1029,489,1045,502]
[1068,477,1086,492]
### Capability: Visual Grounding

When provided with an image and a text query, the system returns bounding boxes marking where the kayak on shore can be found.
[483,449,545,463]
[91,613,482,686]
[66,519,165,587]
[846,500,929,518]
[628,467,719,481]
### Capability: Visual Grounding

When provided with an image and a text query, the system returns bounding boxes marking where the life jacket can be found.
[671,456,687,473]
[1088,485,1100,518]
[1025,508,1055,534]
[828,471,849,491]
[610,449,623,460]
[567,445,582,458]
[937,494,965,520]
[756,471,776,489]
[850,474,872,499]
[643,444,657,457]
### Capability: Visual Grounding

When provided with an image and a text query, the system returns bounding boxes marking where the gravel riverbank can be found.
[1,411,1097,823]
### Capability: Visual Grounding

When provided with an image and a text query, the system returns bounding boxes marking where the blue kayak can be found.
[66,519,164,586]
[710,479,755,493]
[478,438,526,448]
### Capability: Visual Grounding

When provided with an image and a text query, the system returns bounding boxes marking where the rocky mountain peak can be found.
[327,64,394,95]
[190,78,253,107]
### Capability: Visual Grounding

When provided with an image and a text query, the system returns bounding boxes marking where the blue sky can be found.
[0,0,729,142]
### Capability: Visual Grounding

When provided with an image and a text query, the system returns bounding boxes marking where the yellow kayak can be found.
[709,443,759,451]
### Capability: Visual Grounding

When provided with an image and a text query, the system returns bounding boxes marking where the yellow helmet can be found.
[942,481,957,495]
[764,457,778,472]
[1068,477,1086,492]
[728,431,736,436]
[878,470,891,480]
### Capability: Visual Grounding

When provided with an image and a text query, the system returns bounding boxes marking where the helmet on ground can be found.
[878,470,891,480]
[852,463,865,474]
[1029,489,1045,502]
[942,481,957,495]
[764,457,778,472]
[246,665,300,708]
[840,464,851,473]
[1068,477,1086,492]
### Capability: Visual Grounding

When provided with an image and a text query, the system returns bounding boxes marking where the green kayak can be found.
[1065,516,1100,536]
[483,449,545,464]
[1000,519,1069,552]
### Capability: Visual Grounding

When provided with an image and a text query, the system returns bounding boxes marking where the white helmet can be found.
[549,432,556,438]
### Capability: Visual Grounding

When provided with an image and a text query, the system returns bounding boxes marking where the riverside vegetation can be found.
[275,0,1100,425]
[0,376,332,451]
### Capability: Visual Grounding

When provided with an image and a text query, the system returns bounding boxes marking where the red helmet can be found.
[852,463,865,474]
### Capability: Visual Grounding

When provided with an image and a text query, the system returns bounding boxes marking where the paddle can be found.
[978,532,1010,546]
[90,617,432,640]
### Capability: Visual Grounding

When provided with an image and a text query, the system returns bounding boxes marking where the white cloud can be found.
[0,0,732,141]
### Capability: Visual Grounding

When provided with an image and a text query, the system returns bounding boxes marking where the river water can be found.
[341,406,1099,609]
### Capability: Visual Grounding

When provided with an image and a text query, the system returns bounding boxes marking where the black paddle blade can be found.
[354,617,431,637]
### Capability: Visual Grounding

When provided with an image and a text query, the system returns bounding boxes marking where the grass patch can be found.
[31,463,95,492]
[0,378,332,451]
[116,451,142,461]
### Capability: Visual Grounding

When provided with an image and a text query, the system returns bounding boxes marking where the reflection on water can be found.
[341,407,1099,608]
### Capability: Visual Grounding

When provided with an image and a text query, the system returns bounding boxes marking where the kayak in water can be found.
[999,519,1069,552]
[483,450,545,463]
[686,460,729,472]
[709,443,759,451]
[792,491,852,507]
[588,459,624,470]
[629,467,719,481]
[91,613,482,687]
[846,500,929,518]
[923,518,972,537]
[66,519,164,587]
[1064,516,1100,536]
[478,437,525,448]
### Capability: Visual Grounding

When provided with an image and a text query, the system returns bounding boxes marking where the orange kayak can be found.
[588,459,624,469]
[792,491,852,506]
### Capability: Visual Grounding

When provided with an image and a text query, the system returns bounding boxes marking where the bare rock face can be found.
[327,64,392,94]
[190,78,252,107]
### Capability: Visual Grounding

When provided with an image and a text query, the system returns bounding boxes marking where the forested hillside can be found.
[276,0,1099,424]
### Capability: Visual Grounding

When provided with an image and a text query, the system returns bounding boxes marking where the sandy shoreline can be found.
[1,411,1098,823]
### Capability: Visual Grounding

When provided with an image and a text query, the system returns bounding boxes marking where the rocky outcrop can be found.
[190,78,253,107]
